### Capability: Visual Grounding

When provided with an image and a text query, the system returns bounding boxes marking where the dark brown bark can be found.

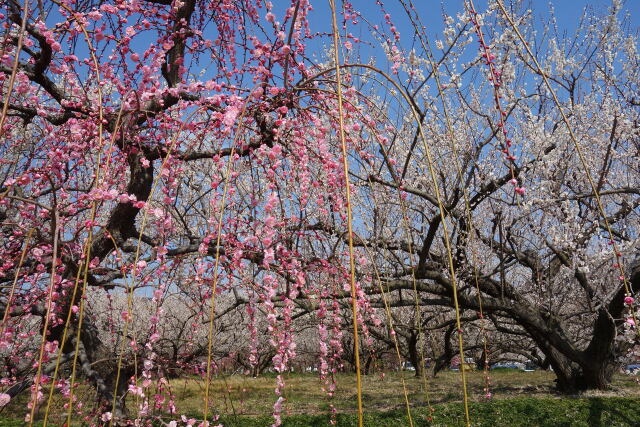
[406,330,425,378]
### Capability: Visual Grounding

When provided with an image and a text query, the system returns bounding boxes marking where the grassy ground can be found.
[1,370,638,425]
[210,397,640,426]
[170,369,640,416]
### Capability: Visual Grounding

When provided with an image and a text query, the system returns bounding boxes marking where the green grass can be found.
[165,370,638,416]
[205,396,640,426]
[1,371,638,425]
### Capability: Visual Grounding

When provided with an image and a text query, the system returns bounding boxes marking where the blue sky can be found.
[39,0,639,99]
[301,0,639,54]
[344,0,640,35]
[284,0,640,102]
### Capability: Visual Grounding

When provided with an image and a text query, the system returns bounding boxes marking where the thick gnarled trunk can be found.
[543,347,618,392]
[526,281,629,392]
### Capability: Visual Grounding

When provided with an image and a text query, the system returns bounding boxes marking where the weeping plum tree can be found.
[0,0,388,422]
[0,0,639,424]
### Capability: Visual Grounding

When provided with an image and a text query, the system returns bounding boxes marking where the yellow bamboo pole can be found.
[328,1,364,425]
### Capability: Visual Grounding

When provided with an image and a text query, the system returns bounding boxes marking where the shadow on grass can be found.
[586,397,637,427]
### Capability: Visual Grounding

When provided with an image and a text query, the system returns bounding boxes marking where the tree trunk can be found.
[514,270,634,393]
[525,296,624,393]
[364,354,374,375]
[476,349,488,371]
[407,331,424,378]
[430,324,455,378]
[545,350,617,392]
